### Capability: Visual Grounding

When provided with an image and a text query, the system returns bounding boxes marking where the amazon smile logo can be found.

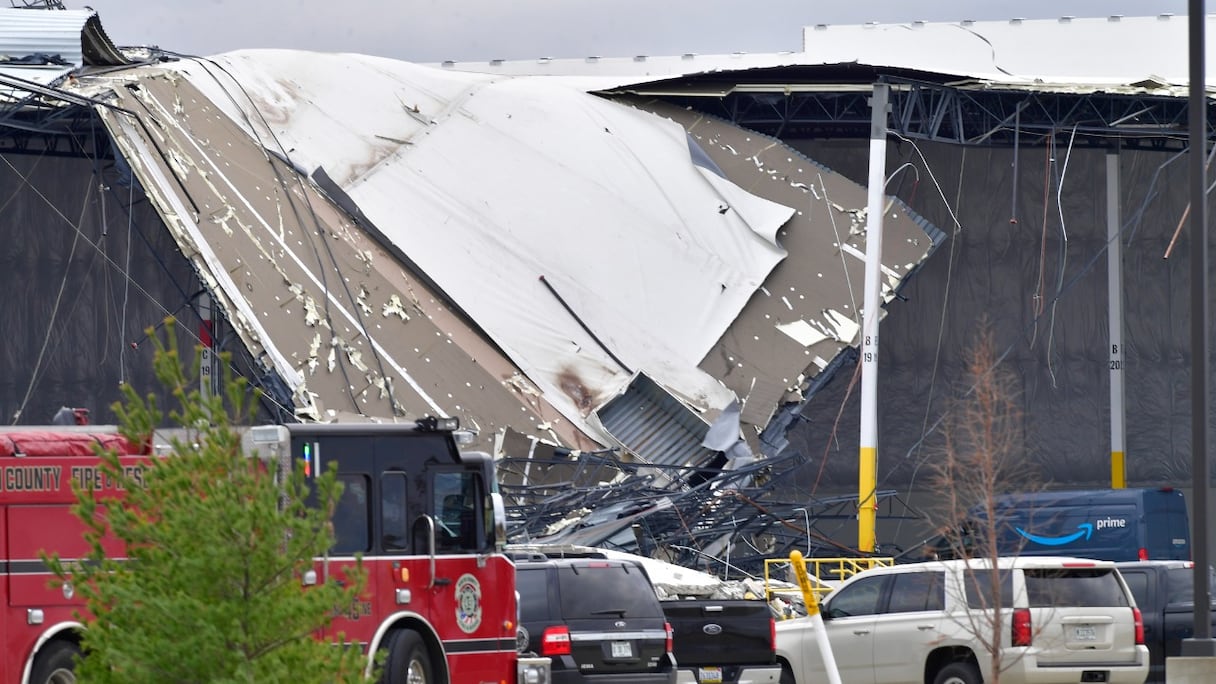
[1015,517,1127,546]
[1016,523,1094,546]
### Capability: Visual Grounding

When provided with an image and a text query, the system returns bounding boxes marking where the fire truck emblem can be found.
[454,573,483,634]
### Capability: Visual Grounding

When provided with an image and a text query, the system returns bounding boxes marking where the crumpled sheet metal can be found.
[615,97,941,431]
[88,69,590,449]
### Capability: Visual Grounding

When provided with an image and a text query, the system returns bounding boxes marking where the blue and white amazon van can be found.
[918,487,1191,562]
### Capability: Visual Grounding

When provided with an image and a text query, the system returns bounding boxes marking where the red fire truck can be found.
[0,418,549,684]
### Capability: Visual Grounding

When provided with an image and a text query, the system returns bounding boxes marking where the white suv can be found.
[775,556,1148,684]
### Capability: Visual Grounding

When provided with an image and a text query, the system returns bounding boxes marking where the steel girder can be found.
[657,77,1210,150]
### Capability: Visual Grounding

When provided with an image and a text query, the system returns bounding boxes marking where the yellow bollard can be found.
[789,550,843,684]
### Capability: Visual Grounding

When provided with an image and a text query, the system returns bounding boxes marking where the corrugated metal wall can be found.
[0,8,90,64]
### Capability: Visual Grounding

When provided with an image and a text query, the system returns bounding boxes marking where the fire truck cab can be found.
[3,419,548,684]
[247,419,547,683]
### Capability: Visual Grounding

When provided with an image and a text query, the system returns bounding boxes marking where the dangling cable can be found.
[13,181,89,424]
[170,51,408,416]
[1010,108,1020,225]
[899,146,968,541]
[1030,135,1053,347]
[1046,124,1079,389]
[120,176,133,385]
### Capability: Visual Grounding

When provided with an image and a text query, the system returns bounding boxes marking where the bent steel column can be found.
[858,83,889,554]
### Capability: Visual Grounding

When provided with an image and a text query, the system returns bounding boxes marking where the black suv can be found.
[515,553,677,683]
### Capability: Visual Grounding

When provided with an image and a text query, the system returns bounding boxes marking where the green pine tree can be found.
[45,320,372,683]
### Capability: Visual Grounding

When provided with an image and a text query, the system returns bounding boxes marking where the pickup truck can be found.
[662,598,780,684]
[1115,560,1216,683]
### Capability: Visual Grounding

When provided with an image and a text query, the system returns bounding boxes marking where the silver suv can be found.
[775,556,1148,684]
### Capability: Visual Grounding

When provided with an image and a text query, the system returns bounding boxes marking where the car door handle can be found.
[853,629,870,635]
[917,625,934,631]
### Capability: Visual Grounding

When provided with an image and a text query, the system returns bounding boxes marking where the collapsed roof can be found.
[5,39,931,570]
[54,49,940,463]
[41,9,1216,572]
[14,8,1213,572]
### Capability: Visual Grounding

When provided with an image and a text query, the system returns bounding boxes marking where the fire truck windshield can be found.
[434,471,482,552]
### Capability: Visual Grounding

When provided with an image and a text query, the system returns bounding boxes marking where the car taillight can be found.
[1133,607,1145,645]
[1012,608,1032,647]
[665,621,674,654]
[541,626,571,656]
[1138,547,1149,561]
[769,617,777,654]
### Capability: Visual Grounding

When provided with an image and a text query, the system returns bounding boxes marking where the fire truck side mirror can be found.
[490,493,507,550]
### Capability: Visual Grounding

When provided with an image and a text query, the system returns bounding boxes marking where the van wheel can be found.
[31,641,80,684]
[779,662,796,684]
[934,661,982,684]
[380,630,433,684]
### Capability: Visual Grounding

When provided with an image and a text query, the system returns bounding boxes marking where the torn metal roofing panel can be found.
[146,50,796,446]
[617,97,943,433]
[0,7,86,98]
[0,7,91,66]
[80,67,596,450]
[65,50,939,486]
[0,8,127,68]
[597,373,719,471]
[0,7,127,109]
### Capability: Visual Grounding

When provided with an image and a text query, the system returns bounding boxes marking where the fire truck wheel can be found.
[31,641,81,684]
[380,629,433,684]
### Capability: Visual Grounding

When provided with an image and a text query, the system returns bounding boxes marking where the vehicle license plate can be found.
[698,666,723,683]
[1074,625,1097,641]
[610,641,632,658]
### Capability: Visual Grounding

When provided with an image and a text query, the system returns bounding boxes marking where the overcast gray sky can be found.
[78,1,1189,63]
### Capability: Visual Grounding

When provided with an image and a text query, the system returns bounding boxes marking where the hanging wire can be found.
[12,180,88,423]
[120,169,133,384]
[888,142,1201,498]
[898,145,968,542]
[165,50,408,417]
[0,149,300,421]
[1045,124,1080,389]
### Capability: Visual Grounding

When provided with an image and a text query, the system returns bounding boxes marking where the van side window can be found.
[964,569,1014,609]
[889,571,945,613]
[827,576,885,618]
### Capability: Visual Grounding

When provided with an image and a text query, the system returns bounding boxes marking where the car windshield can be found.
[1024,568,1130,607]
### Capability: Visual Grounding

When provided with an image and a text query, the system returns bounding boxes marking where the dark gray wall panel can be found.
[0,151,202,425]
[783,140,1199,496]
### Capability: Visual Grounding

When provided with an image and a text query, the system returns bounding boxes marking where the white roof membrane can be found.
[159,50,795,437]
